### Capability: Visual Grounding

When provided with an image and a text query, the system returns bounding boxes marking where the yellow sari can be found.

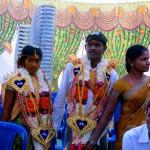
[112,76,150,150]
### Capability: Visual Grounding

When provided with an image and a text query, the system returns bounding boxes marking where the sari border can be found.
[124,77,150,100]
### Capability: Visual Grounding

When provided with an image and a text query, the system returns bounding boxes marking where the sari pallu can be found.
[112,77,150,150]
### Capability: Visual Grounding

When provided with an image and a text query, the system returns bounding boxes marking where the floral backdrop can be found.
[0,0,150,90]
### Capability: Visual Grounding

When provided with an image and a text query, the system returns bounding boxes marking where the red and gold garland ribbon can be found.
[70,143,85,150]
[75,80,88,105]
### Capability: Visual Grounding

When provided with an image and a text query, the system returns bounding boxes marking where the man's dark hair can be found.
[86,31,107,46]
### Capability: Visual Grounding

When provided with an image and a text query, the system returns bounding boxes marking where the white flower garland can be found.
[78,55,108,82]
[18,68,49,93]
[70,55,110,145]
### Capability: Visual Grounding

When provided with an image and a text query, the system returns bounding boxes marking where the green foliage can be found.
[0,13,149,91]
[52,25,83,90]
[0,13,31,54]
[52,25,150,91]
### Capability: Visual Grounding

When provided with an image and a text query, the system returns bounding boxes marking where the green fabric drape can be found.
[52,25,150,91]
[0,13,150,91]
[0,12,31,54]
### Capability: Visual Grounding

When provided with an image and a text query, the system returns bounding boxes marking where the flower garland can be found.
[78,55,108,82]
[68,55,111,115]
[18,68,50,94]
[8,68,55,149]
[67,54,113,146]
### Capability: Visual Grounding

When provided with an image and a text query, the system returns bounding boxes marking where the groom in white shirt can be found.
[53,31,119,150]
[122,101,150,150]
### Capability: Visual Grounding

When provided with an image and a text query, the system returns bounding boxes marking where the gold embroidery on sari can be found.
[142,82,150,110]
[124,77,150,100]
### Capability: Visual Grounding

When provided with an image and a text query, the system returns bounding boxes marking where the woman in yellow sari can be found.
[85,44,150,150]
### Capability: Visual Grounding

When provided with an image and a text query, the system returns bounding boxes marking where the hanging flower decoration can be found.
[114,7,124,18]
[3,42,12,53]
[70,28,75,34]
[24,0,32,9]
[67,6,77,15]
[139,29,145,35]
[136,37,141,43]
[137,6,147,15]
[115,29,121,36]
[91,8,100,17]
[65,37,70,42]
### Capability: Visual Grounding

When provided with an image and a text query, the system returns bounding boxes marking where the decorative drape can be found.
[0,0,150,90]
[53,25,150,90]
[0,1,32,54]
[56,6,150,30]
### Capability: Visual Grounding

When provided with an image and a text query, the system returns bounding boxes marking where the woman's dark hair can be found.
[17,45,42,68]
[125,44,148,72]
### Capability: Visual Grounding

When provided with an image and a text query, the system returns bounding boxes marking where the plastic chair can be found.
[108,101,122,150]
[0,121,28,150]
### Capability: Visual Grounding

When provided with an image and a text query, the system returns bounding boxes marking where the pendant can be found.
[67,115,96,137]
[31,127,55,148]
[10,76,29,93]
[72,64,83,77]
